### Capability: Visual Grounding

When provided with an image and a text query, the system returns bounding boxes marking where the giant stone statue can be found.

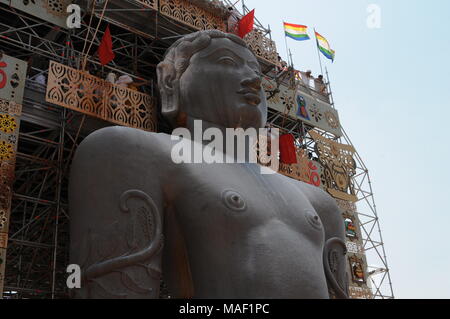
[69,30,349,299]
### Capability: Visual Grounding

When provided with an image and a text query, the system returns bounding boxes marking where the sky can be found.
[241,0,450,298]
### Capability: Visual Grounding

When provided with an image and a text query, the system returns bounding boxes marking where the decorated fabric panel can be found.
[336,200,373,299]
[348,286,373,299]
[243,30,279,65]
[263,76,342,137]
[0,0,71,29]
[0,54,27,104]
[278,149,324,188]
[309,131,357,202]
[0,54,27,295]
[159,0,226,31]
[336,200,364,254]
[348,255,369,285]
[45,61,157,132]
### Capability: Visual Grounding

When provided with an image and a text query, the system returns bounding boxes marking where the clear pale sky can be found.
[242,0,450,298]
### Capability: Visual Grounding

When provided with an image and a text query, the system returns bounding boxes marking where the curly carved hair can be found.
[160,30,250,81]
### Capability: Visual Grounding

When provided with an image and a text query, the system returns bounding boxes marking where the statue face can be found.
[179,38,268,129]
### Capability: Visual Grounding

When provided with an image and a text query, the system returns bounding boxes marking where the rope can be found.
[79,0,96,68]
[81,0,110,71]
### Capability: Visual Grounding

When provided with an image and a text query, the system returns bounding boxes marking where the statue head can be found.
[157,30,268,130]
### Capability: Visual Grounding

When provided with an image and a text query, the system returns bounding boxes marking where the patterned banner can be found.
[0,248,5,292]
[158,0,278,65]
[349,286,373,299]
[336,199,357,214]
[244,30,279,66]
[0,53,27,298]
[347,253,373,298]
[279,149,324,188]
[263,77,342,137]
[46,61,157,132]
[348,255,367,284]
[0,0,71,29]
[345,241,363,255]
[309,131,357,202]
[337,200,373,298]
[159,0,226,31]
[0,54,27,104]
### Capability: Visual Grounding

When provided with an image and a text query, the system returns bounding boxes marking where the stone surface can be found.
[69,30,348,299]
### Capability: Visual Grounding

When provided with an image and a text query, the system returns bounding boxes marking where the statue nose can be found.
[241,76,262,92]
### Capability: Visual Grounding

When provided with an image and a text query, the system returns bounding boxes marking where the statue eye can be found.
[218,57,237,67]
[252,69,262,77]
[248,63,261,75]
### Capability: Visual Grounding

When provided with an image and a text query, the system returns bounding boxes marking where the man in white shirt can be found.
[301,70,313,87]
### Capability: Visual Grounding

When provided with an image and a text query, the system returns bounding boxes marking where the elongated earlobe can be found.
[157,62,180,125]
[323,237,349,299]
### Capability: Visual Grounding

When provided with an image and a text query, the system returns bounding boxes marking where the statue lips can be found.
[237,88,262,106]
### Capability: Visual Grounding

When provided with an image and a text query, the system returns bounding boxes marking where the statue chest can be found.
[166,163,325,244]
[163,163,328,298]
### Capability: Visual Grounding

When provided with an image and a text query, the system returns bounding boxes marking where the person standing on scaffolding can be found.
[301,70,314,87]
[227,6,240,35]
[314,75,327,95]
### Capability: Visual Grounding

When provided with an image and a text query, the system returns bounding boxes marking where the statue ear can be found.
[157,62,180,124]
[323,237,349,299]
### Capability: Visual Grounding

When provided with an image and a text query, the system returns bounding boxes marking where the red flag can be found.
[98,25,115,65]
[238,9,255,39]
[279,134,298,164]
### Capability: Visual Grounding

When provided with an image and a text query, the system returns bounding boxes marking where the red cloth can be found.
[0,61,7,89]
[98,25,115,66]
[279,134,298,164]
[238,9,255,38]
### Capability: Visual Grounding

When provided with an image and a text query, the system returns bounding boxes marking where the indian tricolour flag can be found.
[315,31,335,61]
[284,22,310,41]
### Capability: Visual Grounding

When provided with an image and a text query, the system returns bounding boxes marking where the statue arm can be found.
[300,184,349,299]
[69,126,167,299]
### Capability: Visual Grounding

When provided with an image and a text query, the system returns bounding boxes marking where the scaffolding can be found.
[0,0,393,299]
[263,70,394,298]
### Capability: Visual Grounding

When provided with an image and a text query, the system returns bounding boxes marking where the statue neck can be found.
[182,116,256,164]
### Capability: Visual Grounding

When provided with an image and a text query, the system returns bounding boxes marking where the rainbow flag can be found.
[284,22,310,41]
[315,31,335,61]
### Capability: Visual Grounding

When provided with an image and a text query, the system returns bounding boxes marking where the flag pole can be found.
[283,22,292,67]
[314,28,324,76]
[288,49,294,69]
[325,66,335,107]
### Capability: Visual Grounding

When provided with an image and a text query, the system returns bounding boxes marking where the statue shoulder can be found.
[301,183,339,213]
[76,126,173,163]
[291,180,344,239]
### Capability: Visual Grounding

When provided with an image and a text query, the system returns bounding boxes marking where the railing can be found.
[294,71,332,104]
[244,29,279,66]
[298,83,331,104]
[158,0,279,65]
[136,0,158,10]
[159,0,227,31]
[45,61,157,132]
[83,0,279,65]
